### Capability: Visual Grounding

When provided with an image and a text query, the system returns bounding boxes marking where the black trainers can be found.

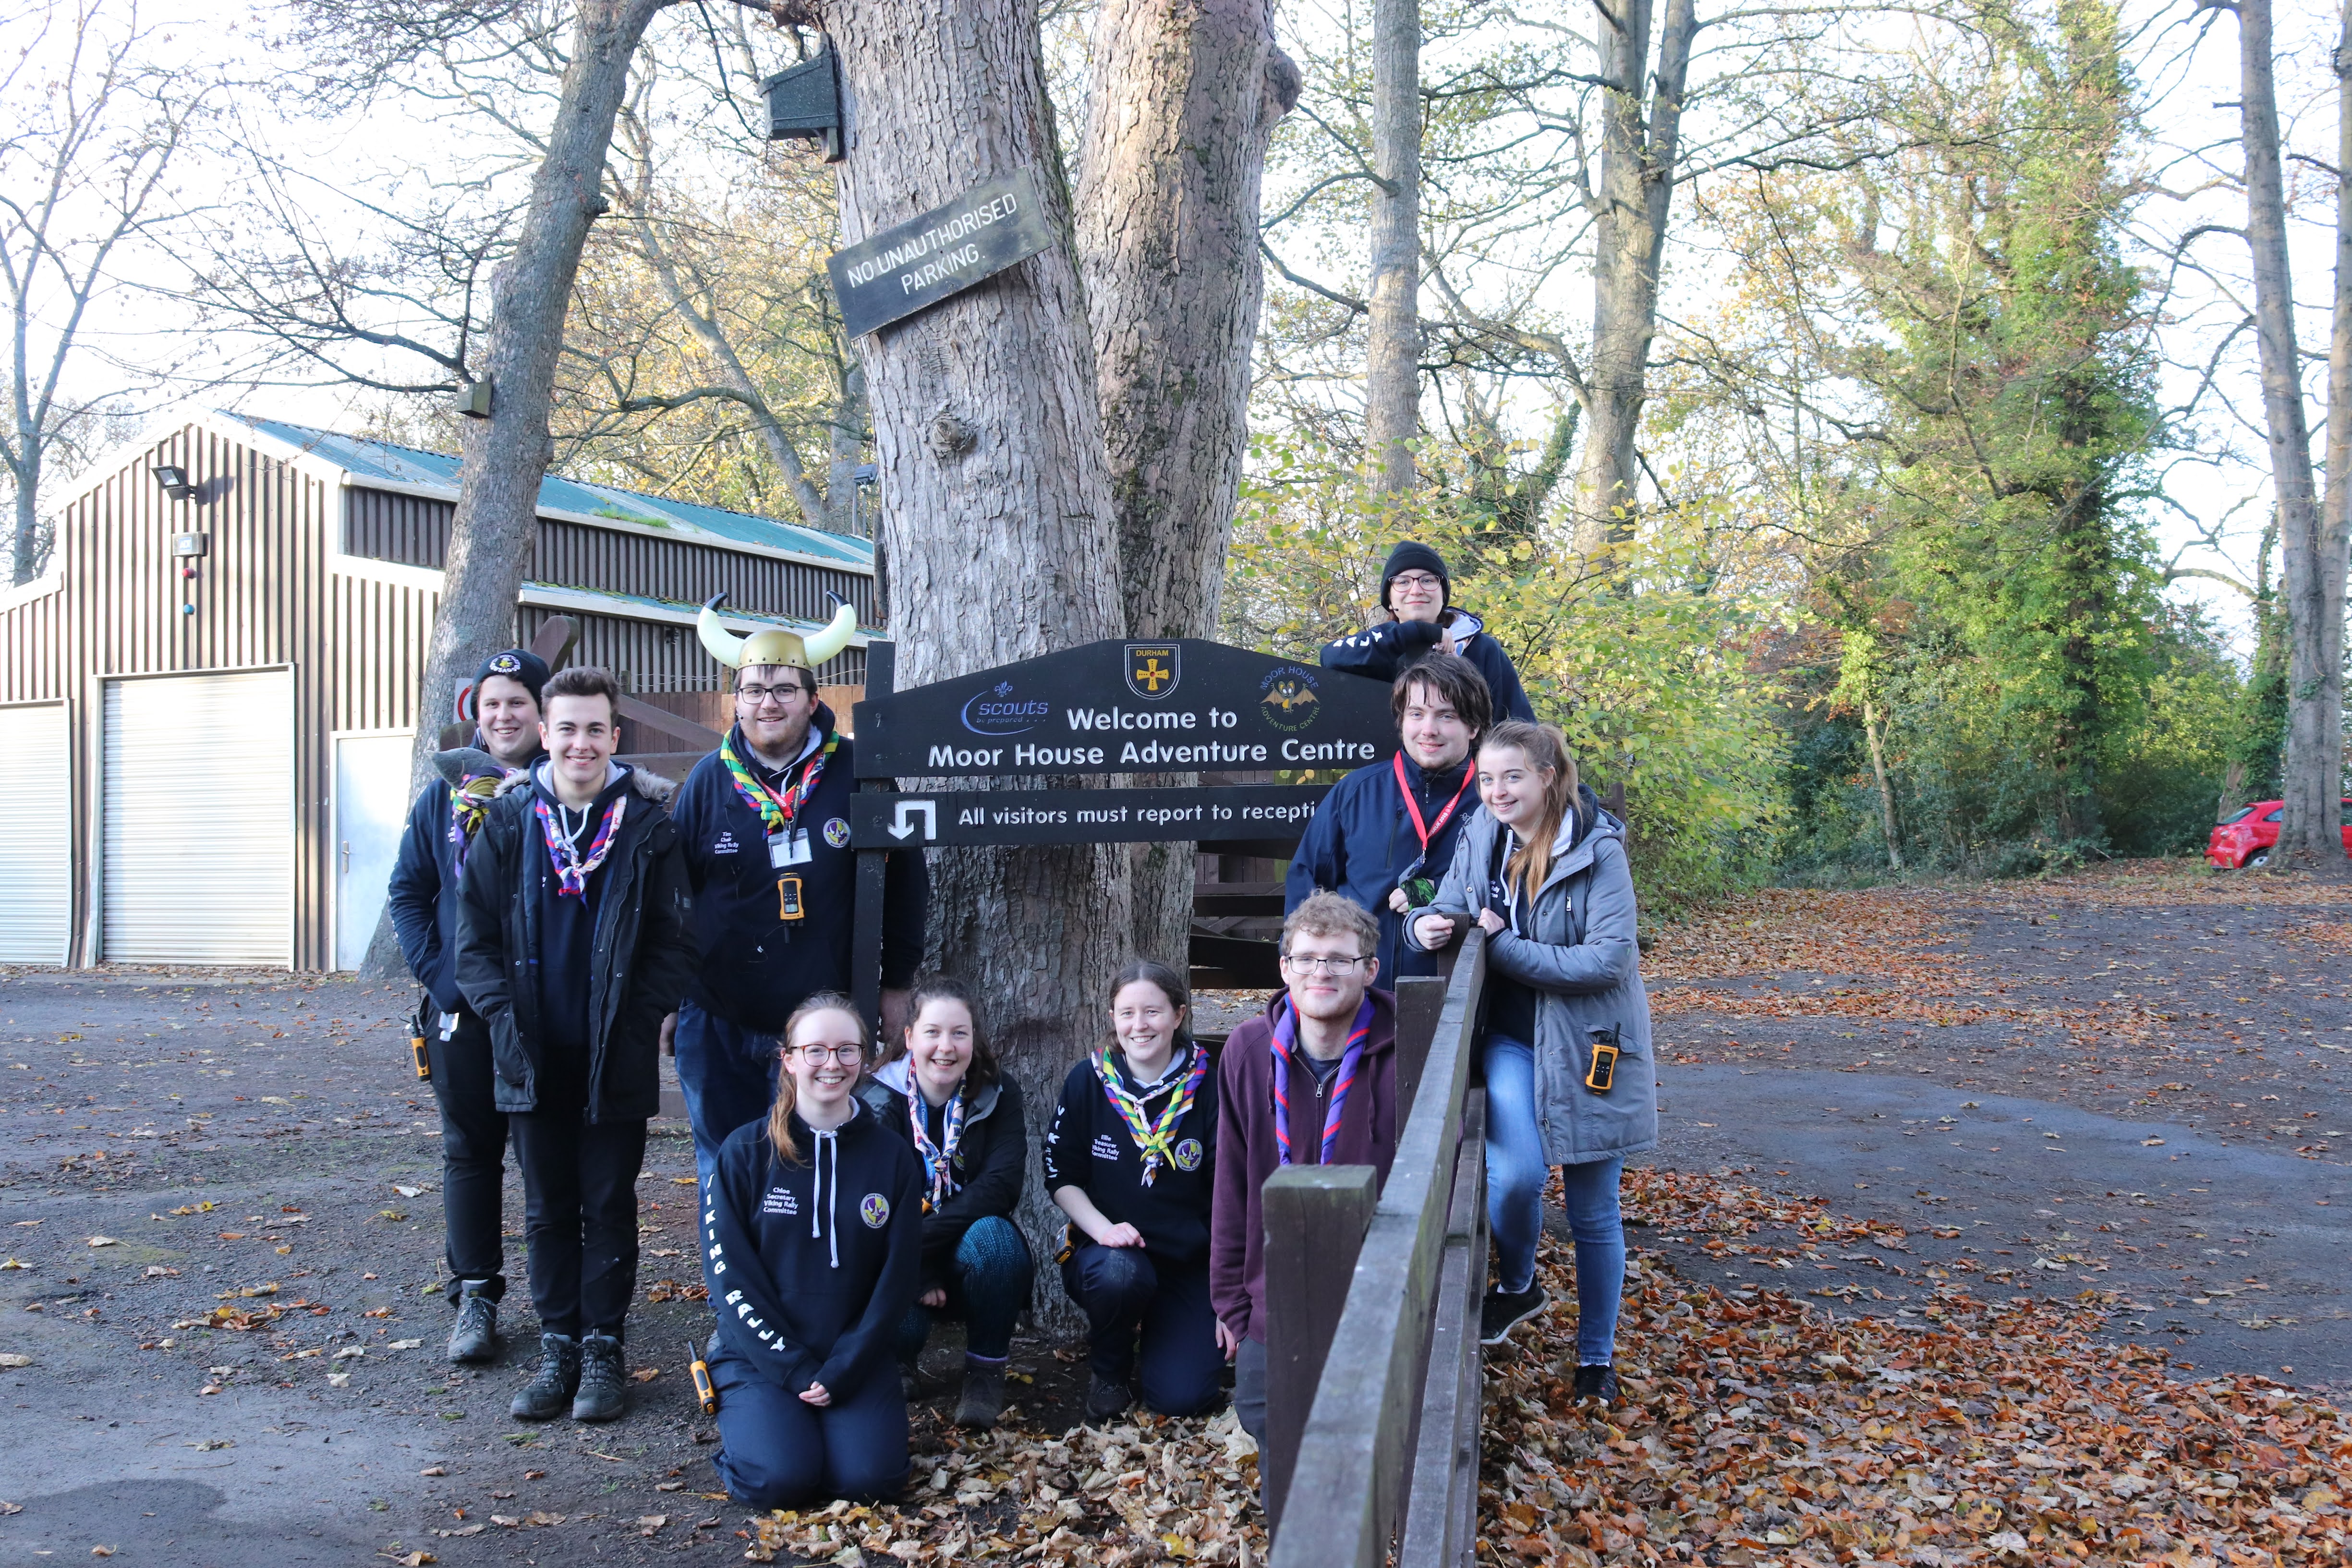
[1574,1363,1619,1406]
[572,1332,626,1422]
[509,1332,581,1421]
[1478,1285,1548,1346]
[447,1282,497,1364]
[1083,1374,1132,1424]
[954,1357,1007,1429]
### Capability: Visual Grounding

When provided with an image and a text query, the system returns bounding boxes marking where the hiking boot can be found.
[954,1357,1007,1429]
[1478,1285,1548,1347]
[509,1333,581,1421]
[447,1282,498,1364]
[1084,1374,1133,1424]
[572,1332,627,1422]
[1574,1363,1620,1407]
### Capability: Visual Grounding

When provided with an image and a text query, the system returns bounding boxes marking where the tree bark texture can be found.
[1364,0,1420,493]
[2237,0,2347,870]
[1863,699,1903,872]
[1569,0,1696,557]
[825,0,1135,1311]
[1074,0,1300,964]
[365,0,674,980]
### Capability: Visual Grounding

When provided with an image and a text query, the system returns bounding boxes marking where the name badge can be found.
[769,829,811,868]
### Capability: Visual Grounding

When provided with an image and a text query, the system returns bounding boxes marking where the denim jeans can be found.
[1483,1034,1625,1366]
[891,1215,1034,1363]
[674,1000,780,1196]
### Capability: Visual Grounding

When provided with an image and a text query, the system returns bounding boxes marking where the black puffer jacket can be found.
[455,764,697,1122]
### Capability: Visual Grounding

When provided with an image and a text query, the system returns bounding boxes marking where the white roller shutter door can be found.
[0,702,71,962]
[103,669,294,965]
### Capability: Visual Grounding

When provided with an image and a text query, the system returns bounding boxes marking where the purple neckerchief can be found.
[1269,994,1373,1167]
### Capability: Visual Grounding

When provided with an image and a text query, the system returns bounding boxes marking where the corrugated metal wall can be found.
[328,570,440,732]
[0,423,338,969]
[347,487,875,628]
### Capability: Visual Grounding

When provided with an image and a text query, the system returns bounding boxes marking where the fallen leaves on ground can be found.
[746,1409,1264,1564]
[643,1278,708,1304]
[1645,891,1967,985]
[1480,1171,2350,1567]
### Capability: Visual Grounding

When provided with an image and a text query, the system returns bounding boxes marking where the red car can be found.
[2207,799,2352,867]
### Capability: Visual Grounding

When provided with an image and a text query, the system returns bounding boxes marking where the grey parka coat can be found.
[1405,791,1658,1165]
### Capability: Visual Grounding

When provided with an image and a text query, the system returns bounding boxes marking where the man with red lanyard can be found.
[1284,653,1492,985]
[670,596,929,1195]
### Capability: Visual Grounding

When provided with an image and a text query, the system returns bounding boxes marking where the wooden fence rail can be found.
[1263,929,1489,1568]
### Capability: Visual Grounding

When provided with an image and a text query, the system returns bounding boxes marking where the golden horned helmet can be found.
[696,592,858,673]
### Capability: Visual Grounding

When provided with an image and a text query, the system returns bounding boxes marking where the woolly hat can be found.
[1380,541,1450,609]
[473,647,550,706]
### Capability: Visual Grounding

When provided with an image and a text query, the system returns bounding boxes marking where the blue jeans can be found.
[1483,1034,1625,1366]
[709,1343,908,1507]
[892,1215,1035,1363]
[674,1000,779,1195]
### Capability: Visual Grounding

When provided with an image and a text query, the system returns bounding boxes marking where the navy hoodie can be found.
[671,711,928,1033]
[1042,1045,1219,1267]
[1320,608,1536,722]
[1285,751,1478,985]
[701,1101,923,1396]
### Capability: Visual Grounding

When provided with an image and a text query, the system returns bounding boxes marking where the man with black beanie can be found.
[386,645,551,1364]
[1320,541,1535,721]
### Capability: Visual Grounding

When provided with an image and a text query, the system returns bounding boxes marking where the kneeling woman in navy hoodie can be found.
[1045,959,1222,1423]
[701,993,923,1507]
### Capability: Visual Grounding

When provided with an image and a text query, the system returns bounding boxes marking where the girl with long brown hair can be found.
[1406,720,1659,1407]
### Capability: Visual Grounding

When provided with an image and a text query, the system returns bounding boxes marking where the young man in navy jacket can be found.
[385,646,548,1363]
[1320,540,1535,721]
[1285,653,1491,985]
[669,598,928,1194]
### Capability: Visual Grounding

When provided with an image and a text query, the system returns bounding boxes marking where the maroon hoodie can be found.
[1211,987,1400,1345]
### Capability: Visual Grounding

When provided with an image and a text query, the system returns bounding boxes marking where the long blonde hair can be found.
[769,992,868,1165]
[1481,720,1579,904]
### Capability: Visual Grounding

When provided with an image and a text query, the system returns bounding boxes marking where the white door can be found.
[0,702,71,963]
[335,732,416,970]
[102,669,294,965]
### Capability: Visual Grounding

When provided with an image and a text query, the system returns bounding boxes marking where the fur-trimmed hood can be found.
[493,760,679,807]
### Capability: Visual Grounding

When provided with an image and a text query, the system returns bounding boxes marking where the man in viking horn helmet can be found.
[670,594,929,1195]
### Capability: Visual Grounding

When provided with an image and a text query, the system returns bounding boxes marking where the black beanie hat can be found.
[473,647,550,707]
[1380,541,1450,608]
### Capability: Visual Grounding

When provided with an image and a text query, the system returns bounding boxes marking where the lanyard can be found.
[1394,753,1476,854]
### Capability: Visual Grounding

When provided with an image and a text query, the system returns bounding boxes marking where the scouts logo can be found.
[1173,1137,1203,1172]
[1126,644,1181,700]
[488,652,523,675]
[963,680,1050,736]
[823,816,850,849]
[1258,665,1321,731]
[860,1193,890,1228]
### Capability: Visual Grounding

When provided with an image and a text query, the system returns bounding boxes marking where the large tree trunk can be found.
[2238,0,2348,872]
[826,0,1134,1311]
[1363,0,1419,491]
[1568,0,1696,558]
[364,0,674,981]
[1074,0,1299,965]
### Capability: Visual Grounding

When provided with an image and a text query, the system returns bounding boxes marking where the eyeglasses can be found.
[738,683,808,707]
[790,1043,862,1064]
[1281,954,1367,975]
[1391,572,1443,591]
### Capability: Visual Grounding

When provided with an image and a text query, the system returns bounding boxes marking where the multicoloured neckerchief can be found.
[1270,994,1373,1167]
[446,773,503,871]
[533,790,627,898]
[720,724,837,836]
[908,1087,967,1213]
[1093,1044,1208,1186]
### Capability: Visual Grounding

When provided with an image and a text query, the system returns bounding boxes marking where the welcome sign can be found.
[827,167,1057,339]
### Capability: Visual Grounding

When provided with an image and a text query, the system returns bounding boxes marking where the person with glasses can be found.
[854,974,1033,1429]
[671,599,929,1196]
[1406,721,1656,1408]
[1043,959,1222,1423]
[1210,893,1398,1455]
[1286,654,1493,986]
[698,993,924,1507]
[1320,541,1535,722]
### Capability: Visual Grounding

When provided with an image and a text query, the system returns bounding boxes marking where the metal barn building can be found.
[0,412,875,972]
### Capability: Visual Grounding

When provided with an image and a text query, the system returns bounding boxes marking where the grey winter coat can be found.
[1405,795,1657,1164]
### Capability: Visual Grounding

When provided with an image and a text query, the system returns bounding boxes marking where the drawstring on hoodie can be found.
[810,1129,841,1268]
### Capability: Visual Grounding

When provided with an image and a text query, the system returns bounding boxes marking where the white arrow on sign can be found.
[889,800,937,841]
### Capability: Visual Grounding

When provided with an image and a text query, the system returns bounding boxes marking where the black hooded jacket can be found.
[1319,610,1536,722]
[455,763,697,1122]
[386,741,544,1016]
[701,1102,923,1397]
[855,1063,1028,1289]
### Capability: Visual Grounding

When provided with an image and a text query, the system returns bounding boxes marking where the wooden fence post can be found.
[1261,1164,1379,1530]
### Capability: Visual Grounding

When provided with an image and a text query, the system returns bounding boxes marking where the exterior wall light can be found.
[154,464,196,501]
